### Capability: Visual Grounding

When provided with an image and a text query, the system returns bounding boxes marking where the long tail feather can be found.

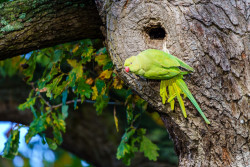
[173,83,187,118]
[160,80,168,104]
[175,78,210,124]
[168,84,175,110]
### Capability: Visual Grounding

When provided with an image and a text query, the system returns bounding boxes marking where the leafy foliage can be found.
[0,0,9,4]
[0,39,161,165]
[116,127,159,165]
[140,136,159,161]
[2,127,20,159]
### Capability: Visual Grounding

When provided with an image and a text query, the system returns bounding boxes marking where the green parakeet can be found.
[124,49,210,124]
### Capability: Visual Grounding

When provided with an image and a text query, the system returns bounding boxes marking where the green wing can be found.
[138,49,180,68]
[143,66,183,80]
[138,49,194,72]
[165,53,194,72]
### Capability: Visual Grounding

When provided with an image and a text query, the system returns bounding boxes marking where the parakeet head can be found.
[124,56,140,73]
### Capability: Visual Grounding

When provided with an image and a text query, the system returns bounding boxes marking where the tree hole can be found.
[146,25,166,40]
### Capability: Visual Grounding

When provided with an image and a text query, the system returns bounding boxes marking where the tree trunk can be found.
[0,0,103,60]
[0,0,249,166]
[95,0,250,166]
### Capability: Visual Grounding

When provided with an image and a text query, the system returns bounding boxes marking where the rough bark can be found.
[0,78,175,167]
[0,0,249,166]
[95,0,250,166]
[0,0,103,60]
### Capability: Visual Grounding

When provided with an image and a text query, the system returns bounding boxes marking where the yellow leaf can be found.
[125,95,132,106]
[133,95,141,103]
[95,54,110,66]
[82,47,94,59]
[91,86,98,100]
[99,70,113,80]
[113,77,123,89]
[46,116,51,125]
[67,59,78,68]
[67,59,83,79]
[46,107,51,111]
[58,119,66,130]
[149,112,165,127]
[72,45,79,53]
[113,106,119,132]
[86,78,94,85]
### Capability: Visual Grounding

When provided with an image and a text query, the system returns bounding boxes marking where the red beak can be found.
[125,67,129,72]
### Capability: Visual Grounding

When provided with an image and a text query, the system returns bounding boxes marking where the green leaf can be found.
[52,113,66,133]
[137,128,146,136]
[62,90,68,105]
[22,52,37,81]
[36,52,50,67]
[68,72,77,87]
[46,137,57,150]
[67,59,83,79]
[116,142,130,160]
[116,129,136,165]
[81,46,94,62]
[122,128,136,142]
[140,136,159,161]
[18,97,36,111]
[25,115,47,143]
[61,105,69,120]
[103,61,113,70]
[2,129,20,159]
[116,129,136,159]
[46,74,63,98]
[30,105,37,118]
[95,47,112,68]
[41,64,59,85]
[67,59,79,69]
[53,127,63,145]
[77,78,93,98]
[135,98,148,113]
[95,47,106,55]
[126,104,133,125]
[53,80,68,98]
[94,95,109,115]
[50,113,65,145]
[96,79,105,94]
[0,0,10,4]
[0,57,21,77]
[52,50,63,63]
[46,90,53,99]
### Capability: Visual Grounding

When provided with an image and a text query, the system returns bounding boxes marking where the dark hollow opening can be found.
[147,26,166,40]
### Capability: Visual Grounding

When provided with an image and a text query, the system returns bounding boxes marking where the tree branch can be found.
[0,0,103,60]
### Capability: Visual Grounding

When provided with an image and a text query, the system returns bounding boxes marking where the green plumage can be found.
[124,49,210,124]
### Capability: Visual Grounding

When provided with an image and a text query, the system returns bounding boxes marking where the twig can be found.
[29,83,122,110]
[30,82,52,109]
[52,99,122,109]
